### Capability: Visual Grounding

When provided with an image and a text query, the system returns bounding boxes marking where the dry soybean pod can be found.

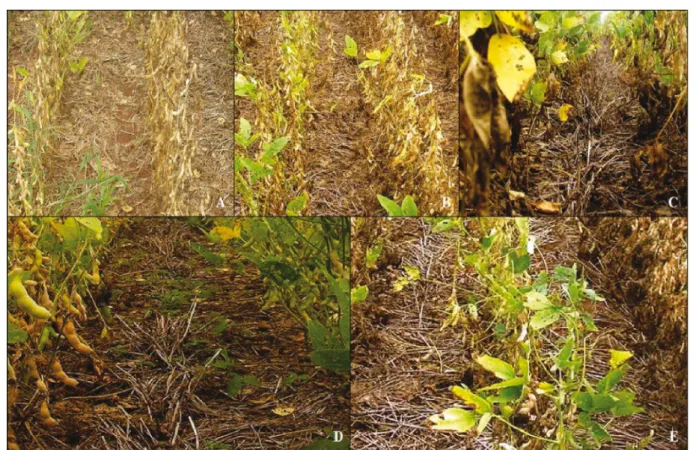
[9,271,52,320]
[51,358,79,387]
[63,319,94,354]
[39,400,59,427]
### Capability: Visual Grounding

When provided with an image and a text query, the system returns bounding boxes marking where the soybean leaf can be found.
[530,308,561,330]
[401,195,418,216]
[429,408,477,433]
[344,35,357,57]
[351,285,369,305]
[8,322,29,344]
[476,355,515,380]
[451,386,493,413]
[377,195,403,217]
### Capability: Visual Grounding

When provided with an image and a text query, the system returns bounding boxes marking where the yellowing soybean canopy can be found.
[488,34,537,102]
[460,11,492,39]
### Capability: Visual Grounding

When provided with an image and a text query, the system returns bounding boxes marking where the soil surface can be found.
[11,219,348,449]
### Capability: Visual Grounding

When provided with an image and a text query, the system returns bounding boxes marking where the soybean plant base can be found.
[350,218,686,449]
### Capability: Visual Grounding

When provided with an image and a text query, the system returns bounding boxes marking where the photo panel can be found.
[7,217,350,448]
[459,11,687,216]
[234,11,459,217]
[8,11,234,216]
[351,216,686,448]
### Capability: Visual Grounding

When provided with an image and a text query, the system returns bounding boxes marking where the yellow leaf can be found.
[558,104,573,122]
[212,224,241,242]
[121,205,133,213]
[551,50,569,65]
[272,406,295,416]
[562,16,582,30]
[495,11,533,33]
[488,34,537,102]
[460,11,492,39]
[532,200,562,214]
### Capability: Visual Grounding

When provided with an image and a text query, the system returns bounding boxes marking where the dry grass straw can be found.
[9,12,87,215]
[359,13,454,215]
[145,12,197,215]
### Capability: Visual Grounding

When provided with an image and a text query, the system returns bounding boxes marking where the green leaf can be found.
[589,421,612,442]
[573,392,594,411]
[16,67,29,78]
[524,291,552,310]
[236,156,273,183]
[478,376,526,391]
[191,242,224,267]
[242,375,260,387]
[508,251,530,273]
[529,309,561,330]
[235,73,257,98]
[612,403,644,416]
[580,312,598,331]
[431,219,458,233]
[359,59,381,69]
[477,412,492,434]
[556,338,574,370]
[451,386,492,413]
[344,35,357,57]
[309,348,350,372]
[609,349,633,368]
[401,196,418,216]
[226,374,243,397]
[69,56,88,73]
[590,393,617,412]
[597,368,623,393]
[377,195,403,217]
[476,355,516,380]
[429,408,477,433]
[434,14,452,26]
[529,81,547,105]
[365,243,383,267]
[489,385,523,403]
[351,285,369,305]
[8,322,29,344]
[262,137,290,161]
[75,217,103,240]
